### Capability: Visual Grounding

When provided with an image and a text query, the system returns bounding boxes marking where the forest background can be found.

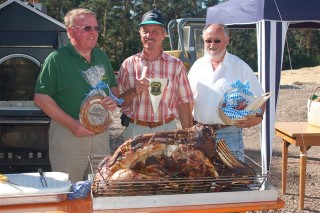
[3,0,319,71]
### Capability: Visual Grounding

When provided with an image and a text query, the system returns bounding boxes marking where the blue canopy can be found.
[206,0,320,173]
[207,0,320,26]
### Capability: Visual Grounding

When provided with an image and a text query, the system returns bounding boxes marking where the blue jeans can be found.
[215,126,244,162]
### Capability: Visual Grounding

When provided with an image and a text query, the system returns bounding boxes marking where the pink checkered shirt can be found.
[117,51,193,122]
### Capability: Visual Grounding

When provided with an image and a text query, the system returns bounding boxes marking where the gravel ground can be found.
[252,83,320,213]
[108,80,320,212]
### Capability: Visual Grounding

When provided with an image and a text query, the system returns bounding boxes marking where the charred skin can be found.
[92,124,217,194]
[92,124,256,195]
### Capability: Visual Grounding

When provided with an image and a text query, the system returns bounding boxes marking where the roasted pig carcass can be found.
[92,123,256,196]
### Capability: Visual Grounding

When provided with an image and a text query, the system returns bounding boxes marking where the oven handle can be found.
[0,120,50,124]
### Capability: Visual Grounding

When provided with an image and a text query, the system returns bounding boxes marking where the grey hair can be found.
[64,8,96,28]
[202,23,229,37]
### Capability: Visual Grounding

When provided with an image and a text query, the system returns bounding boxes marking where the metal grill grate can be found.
[88,155,269,197]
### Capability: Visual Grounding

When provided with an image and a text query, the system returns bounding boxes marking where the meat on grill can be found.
[92,123,255,195]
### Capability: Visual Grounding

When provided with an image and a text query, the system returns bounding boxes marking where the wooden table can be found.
[275,122,320,210]
[0,196,284,213]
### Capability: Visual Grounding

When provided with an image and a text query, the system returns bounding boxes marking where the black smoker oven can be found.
[0,0,68,173]
[0,58,51,174]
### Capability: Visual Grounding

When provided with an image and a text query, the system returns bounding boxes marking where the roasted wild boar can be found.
[92,123,256,196]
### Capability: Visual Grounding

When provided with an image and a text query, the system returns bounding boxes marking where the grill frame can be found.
[89,155,269,197]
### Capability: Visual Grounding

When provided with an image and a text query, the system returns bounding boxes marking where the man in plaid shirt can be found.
[117,10,193,141]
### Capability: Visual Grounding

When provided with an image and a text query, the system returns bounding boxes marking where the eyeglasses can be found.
[204,39,221,44]
[73,25,101,32]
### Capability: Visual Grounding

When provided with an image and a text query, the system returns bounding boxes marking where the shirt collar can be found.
[141,50,167,61]
[66,42,79,56]
[66,42,96,59]
[220,51,230,68]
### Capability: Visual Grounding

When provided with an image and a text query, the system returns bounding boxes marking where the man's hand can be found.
[118,78,149,107]
[134,78,149,94]
[69,119,96,137]
[233,114,263,128]
[100,96,117,112]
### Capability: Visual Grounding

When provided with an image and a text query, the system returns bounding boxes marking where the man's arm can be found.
[118,88,138,107]
[178,102,193,129]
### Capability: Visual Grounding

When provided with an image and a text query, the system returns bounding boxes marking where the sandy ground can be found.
[280,66,320,85]
[108,65,320,213]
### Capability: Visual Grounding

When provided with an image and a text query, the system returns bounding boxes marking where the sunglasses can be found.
[73,25,101,32]
[204,39,221,44]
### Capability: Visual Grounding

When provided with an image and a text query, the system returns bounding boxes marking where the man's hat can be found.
[139,10,165,26]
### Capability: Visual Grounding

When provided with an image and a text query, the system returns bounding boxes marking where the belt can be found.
[130,115,175,128]
[193,120,231,130]
[208,124,232,130]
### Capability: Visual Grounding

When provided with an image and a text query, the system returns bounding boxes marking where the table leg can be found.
[281,140,289,194]
[299,146,307,210]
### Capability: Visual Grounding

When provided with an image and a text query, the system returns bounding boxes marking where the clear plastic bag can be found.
[79,66,113,133]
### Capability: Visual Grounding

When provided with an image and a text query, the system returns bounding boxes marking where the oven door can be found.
[0,117,51,173]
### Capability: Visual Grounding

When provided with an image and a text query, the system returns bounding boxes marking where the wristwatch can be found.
[256,113,263,119]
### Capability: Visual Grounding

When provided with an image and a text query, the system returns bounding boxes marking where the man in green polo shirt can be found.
[34,8,118,182]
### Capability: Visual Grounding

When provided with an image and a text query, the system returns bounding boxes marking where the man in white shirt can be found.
[188,23,265,161]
